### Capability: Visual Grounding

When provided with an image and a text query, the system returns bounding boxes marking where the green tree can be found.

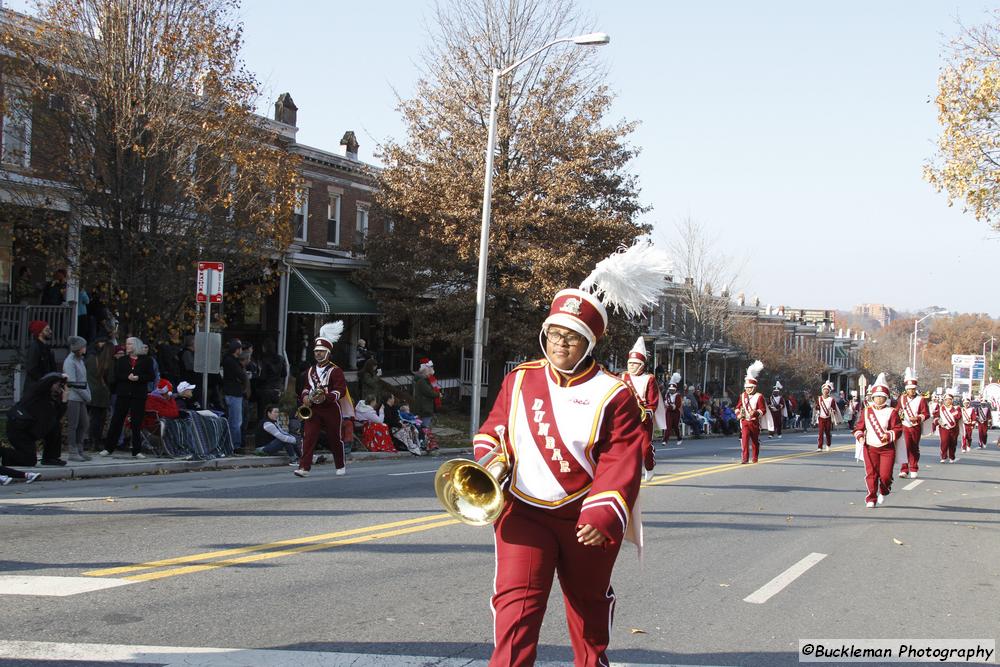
[364,0,648,398]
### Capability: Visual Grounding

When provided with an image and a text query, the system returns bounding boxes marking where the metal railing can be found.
[0,304,75,350]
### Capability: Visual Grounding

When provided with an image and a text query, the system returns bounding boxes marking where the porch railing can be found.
[0,304,75,351]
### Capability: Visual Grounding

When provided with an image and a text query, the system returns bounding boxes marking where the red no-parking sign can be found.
[196,262,224,303]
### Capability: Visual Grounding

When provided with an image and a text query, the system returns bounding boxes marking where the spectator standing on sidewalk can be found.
[62,336,92,461]
[255,339,286,420]
[221,339,246,454]
[100,337,154,459]
[359,357,380,401]
[3,372,69,467]
[23,320,56,396]
[86,338,113,448]
[412,360,440,449]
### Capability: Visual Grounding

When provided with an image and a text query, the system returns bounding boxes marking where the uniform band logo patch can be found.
[559,297,582,315]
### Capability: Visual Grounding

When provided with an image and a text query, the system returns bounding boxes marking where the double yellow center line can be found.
[83,514,458,582]
[84,444,851,582]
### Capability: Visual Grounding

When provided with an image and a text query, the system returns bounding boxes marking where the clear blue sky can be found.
[10,0,998,316]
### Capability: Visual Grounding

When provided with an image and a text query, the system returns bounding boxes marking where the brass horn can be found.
[434,426,511,526]
[295,404,312,421]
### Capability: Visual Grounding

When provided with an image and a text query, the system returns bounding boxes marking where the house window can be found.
[1,86,32,167]
[293,189,309,241]
[355,204,369,247]
[327,195,341,246]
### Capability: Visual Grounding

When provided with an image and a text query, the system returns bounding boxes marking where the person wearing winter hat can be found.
[814,380,842,452]
[661,372,683,446]
[852,373,903,508]
[62,336,92,461]
[896,367,930,479]
[767,381,788,440]
[294,322,351,478]
[23,320,56,397]
[470,243,670,667]
[959,395,975,453]
[975,395,992,449]
[735,360,773,463]
[621,336,666,482]
[935,387,962,463]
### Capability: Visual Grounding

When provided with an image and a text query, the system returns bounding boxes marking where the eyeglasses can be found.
[545,329,586,347]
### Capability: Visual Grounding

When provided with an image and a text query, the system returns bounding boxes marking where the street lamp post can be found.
[912,309,948,376]
[469,32,610,435]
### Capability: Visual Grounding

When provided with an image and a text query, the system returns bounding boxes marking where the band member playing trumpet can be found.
[937,388,961,463]
[814,380,842,451]
[897,367,930,479]
[294,322,350,478]
[621,336,666,482]
[471,244,668,667]
[735,360,772,464]
[975,395,992,448]
[960,396,975,453]
[852,373,902,508]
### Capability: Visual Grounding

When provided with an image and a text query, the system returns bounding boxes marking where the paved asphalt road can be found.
[0,428,997,666]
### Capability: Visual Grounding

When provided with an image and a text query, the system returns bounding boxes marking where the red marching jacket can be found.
[473,359,644,545]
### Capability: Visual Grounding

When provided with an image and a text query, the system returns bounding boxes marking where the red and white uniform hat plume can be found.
[668,372,681,389]
[822,379,834,392]
[904,366,918,389]
[870,372,890,398]
[627,336,648,365]
[743,360,763,388]
[541,242,672,370]
[313,321,344,353]
[945,386,958,398]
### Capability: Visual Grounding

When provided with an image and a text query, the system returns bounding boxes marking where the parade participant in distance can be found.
[936,387,962,464]
[814,380,842,451]
[975,395,992,449]
[853,373,903,508]
[471,243,670,667]
[661,372,683,446]
[294,322,352,478]
[735,360,772,464]
[621,336,666,482]
[767,381,788,439]
[896,367,930,479]
[960,395,976,453]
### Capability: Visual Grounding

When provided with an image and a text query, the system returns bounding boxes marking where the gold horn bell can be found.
[434,448,509,526]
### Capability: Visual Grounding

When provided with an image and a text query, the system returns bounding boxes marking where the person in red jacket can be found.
[814,380,842,451]
[621,336,665,482]
[735,360,772,464]
[896,367,930,479]
[975,395,992,448]
[936,388,962,463]
[852,373,903,508]
[471,244,669,667]
[294,321,351,478]
[960,396,976,453]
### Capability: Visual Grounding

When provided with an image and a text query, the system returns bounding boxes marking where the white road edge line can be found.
[0,640,740,667]
[387,470,437,476]
[0,576,134,597]
[743,552,827,604]
[902,479,923,491]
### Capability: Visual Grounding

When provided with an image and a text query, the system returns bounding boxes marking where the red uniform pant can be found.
[978,422,989,447]
[768,410,782,436]
[899,426,921,474]
[961,424,974,450]
[863,444,895,503]
[740,420,760,462]
[490,501,622,667]
[816,417,832,449]
[642,421,655,472]
[299,406,344,471]
[662,411,682,444]
[939,427,958,461]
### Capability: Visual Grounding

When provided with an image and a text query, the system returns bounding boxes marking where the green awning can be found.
[288,267,378,315]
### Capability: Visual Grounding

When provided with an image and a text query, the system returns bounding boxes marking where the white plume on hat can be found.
[668,372,681,387]
[904,366,918,388]
[773,380,783,391]
[946,386,957,397]
[578,242,672,319]
[314,321,344,351]
[822,378,834,390]
[744,360,763,386]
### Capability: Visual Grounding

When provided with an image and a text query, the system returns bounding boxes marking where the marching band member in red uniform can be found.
[472,244,670,667]
[621,336,666,482]
[960,396,976,453]
[735,360,772,464]
[661,372,683,446]
[814,380,842,451]
[897,367,930,479]
[853,373,903,508]
[767,381,788,439]
[294,322,352,478]
[975,395,992,448]
[936,388,962,464]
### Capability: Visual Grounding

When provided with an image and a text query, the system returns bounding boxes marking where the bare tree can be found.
[1,0,300,340]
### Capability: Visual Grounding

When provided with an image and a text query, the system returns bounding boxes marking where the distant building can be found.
[853,303,898,328]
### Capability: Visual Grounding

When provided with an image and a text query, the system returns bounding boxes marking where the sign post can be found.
[196,262,224,404]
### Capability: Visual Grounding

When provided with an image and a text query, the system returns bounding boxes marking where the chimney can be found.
[339,131,360,160]
[274,93,298,126]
